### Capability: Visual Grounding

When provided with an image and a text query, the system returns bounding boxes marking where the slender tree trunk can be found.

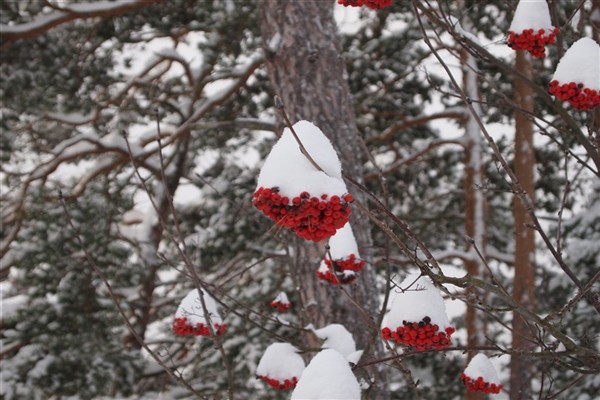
[257,1,388,398]
[510,50,536,400]
[461,48,488,400]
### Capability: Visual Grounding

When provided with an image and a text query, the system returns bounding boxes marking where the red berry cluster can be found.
[460,374,503,394]
[257,375,298,390]
[270,300,292,313]
[253,187,352,242]
[381,316,456,351]
[548,80,600,110]
[338,0,392,9]
[317,254,365,285]
[172,317,227,337]
[507,28,558,58]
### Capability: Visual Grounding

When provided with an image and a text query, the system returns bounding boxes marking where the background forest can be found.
[1,0,599,399]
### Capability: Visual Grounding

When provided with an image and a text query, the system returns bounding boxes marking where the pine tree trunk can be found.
[257,1,388,397]
[510,49,536,400]
[461,48,488,400]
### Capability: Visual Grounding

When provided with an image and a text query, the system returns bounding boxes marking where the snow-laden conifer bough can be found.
[382,273,455,351]
[270,291,292,313]
[172,289,226,337]
[256,342,305,390]
[317,222,365,285]
[337,0,392,10]
[548,37,600,110]
[290,349,361,400]
[507,0,558,58]
[254,120,353,242]
[460,353,503,394]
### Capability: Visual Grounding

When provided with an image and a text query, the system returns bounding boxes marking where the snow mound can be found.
[256,342,305,389]
[172,289,225,336]
[509,0,554,32]
[552,38,600,91]
[291,349,361,399]
[312,324,357,358]
[270,291,292,312]
[328,222,360,259]
[461,353,503,394]
[256,120,346,199]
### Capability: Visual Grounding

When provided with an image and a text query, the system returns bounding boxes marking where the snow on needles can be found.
[291,349,361,400]
[553,38,600,91]
[509,0,554,32]
[256,120,347,199]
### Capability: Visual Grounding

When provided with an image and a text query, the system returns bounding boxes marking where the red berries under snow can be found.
[460,354,503,394]
[172,289,226,337]
[382,317,455,351]
[382,273,455,351]
[317,253,365,285]
[507,28,558,58]
[548,38,600,110]
[255,121,351,242]
[256,343,305,391]
[254,188,352,242]
[337,0,392,9]
[508,0,557,58]
[270,291,292,313]
[317,223,365,285]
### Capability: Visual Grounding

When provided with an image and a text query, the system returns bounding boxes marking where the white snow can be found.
[291,349,361,400]
[256,120,348,199]
[384,273,452,330]
[447,16,481,45]
[255,342,305,381]
[327,223,360,259]
[509,0,554,32]
[175,289,223,327]
[463,354,502,385]
[273,291,290,305]
[312,324,357,358]
[318,261,357,280]
[552,37,600,90]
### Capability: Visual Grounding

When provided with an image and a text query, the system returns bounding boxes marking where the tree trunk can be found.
[257,1,388,397]
[510,50,536,400]
[461,48,488,400]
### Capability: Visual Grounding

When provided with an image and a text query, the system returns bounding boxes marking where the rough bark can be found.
[257,1,388,397]
[461,48,488,400]
[510,50,536,400]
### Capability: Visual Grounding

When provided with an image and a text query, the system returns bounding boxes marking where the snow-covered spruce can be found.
[254,120,352,242]
[508,0,557,58]
[172,289,226,337]
[291,349,361,400]
[460,354,503,394]
[548,37,600,110]
[382,273,455,351]
[256,343,305,390]
[317,223,365,285]
[270,291,292,313]
[337,0,392,10]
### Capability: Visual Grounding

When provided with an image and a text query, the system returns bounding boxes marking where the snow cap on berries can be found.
[256,120,346,199]
[173,289,225,337]
[256,342,305,390]
[460,354,503,394]
[270,291,292,312]
[382,273,455,350]
[317,223,366,284]
[548,37,600,110]
[291,349,361,400]
[337,0,392,9]
[508,0,557,58]
[312,324,357,359]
